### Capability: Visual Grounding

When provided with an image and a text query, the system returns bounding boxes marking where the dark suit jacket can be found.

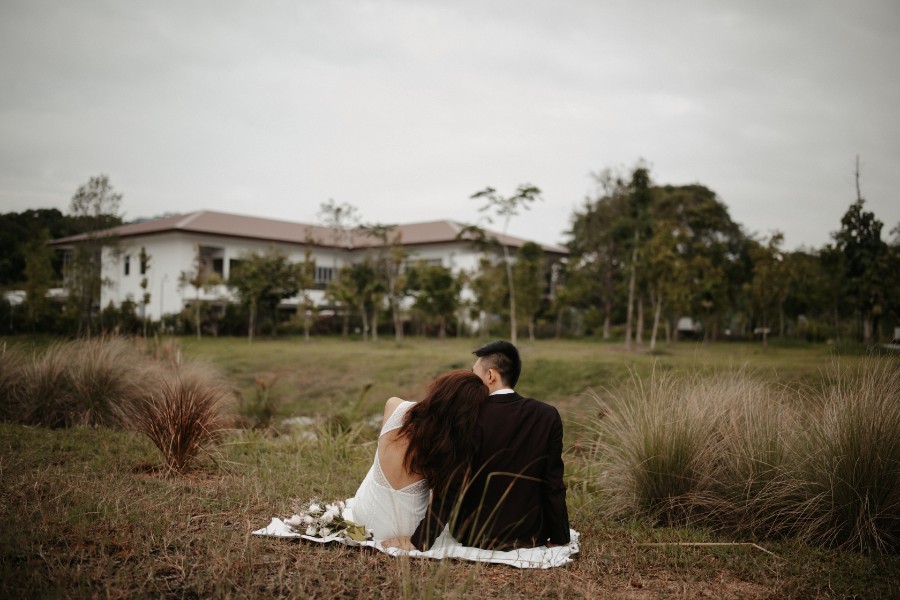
[410,391,570,551]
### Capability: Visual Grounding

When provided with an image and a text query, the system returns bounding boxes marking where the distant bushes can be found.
[0,337,236,474]
[590,359,900,554]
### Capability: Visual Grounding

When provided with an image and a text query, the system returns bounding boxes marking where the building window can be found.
[315,266,333,285]
[124,255,130,276]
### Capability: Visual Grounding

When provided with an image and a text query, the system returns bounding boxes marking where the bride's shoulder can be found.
[382,396,411,423]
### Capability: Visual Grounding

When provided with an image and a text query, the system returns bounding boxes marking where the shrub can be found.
[125,360,236,474]
[800,358,900,553]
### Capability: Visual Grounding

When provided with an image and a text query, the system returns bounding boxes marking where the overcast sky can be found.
[1,0,898,251]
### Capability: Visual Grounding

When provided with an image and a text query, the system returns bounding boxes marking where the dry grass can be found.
[123,360,237,474]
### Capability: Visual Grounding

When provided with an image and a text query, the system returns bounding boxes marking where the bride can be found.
[347,370,488,540]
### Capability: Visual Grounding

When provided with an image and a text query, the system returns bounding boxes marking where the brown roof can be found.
[50,210,568,255]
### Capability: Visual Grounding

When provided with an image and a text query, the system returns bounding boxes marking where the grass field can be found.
[2,336,898,598]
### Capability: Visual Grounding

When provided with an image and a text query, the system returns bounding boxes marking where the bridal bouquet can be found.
[285,499,370,542]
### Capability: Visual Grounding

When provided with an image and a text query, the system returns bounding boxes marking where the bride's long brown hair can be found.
[398,370,488,495]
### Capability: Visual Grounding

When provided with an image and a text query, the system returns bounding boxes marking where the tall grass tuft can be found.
[591,370,721,526]
[0,343,26,422]
[125,360,236,474]
[590,369,805,533]
[590,360,900,553]
[16,337,151,428]
[800,358,900,553]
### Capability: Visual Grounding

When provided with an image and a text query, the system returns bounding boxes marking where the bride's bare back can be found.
[377,397,423,490]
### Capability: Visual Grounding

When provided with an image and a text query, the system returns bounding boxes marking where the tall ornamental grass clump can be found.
[123,360,237,474]
[591,371,720,526]
[591,370,802,533]
[800,358,900,553]
[591,360,900,553]
[14,337,153,428]
[0,344,26,422]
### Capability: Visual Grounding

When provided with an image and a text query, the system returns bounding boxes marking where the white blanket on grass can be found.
[252,517,580,569]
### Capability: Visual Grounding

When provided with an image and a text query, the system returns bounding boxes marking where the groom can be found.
[385,340,570,551]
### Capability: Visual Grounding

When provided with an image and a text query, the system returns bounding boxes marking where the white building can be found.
[49,210,567,321]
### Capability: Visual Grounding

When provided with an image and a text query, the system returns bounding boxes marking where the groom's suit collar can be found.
[489,388,515,396]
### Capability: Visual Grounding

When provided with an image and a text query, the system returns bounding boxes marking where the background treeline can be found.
[1,165,898,345]
[560,165,900,347]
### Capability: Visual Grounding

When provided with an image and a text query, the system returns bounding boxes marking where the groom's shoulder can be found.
[512,393,561,418]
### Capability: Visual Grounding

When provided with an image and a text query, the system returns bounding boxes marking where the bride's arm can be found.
[382,535,415,550]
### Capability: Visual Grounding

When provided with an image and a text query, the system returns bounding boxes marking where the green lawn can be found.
[1,336,897,598]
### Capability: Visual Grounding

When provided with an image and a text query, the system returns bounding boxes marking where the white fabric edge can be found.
[252,518,580,569]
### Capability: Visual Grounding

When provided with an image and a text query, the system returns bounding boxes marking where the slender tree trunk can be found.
[341,306,349,338]
[391,298,403,342]
[248,300,256,342]
[625,235,638,350]
[636,294,645,345]
[863,316,872,346]
[528,318,535,342]
[650,289,663,352]
[779,302,785,338]
[303,310,310,343]
[372,305,379,342]
[503,244,517,345]
[555,308,563,339]
[603,298,611,339]
[195,287,201,340]
[360,304,369,341]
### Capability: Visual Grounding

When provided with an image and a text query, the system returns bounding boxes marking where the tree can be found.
[748,232,788,346]
[833,199,887,345]
[640,220,690,350]
[297,243,317,342]
[345,259,385,341]
[623,166,653,351]
[408,263,460,338]
[138,246,151,337]
[178,245,223,340]
[467,256,507,336]
[228,247,304,342]
[22,229,56,330]
[66,175,123,337]
[471,184,542,344]
[830,157,890,345]
[513,241,545,341]
[566,184,630,339]
[318,199,360,249]
[359,224,407,341]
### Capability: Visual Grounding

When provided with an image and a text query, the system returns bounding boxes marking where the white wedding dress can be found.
[346,401,429,540]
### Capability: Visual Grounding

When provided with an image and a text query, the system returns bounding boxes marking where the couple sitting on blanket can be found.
[348,340,570,552]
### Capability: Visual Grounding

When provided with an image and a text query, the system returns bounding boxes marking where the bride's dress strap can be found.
[380,400,415,436]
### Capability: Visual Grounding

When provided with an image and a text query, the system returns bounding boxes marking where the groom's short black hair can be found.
[473,340,521,388]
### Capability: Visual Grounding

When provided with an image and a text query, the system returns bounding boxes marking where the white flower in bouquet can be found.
[287,498,371,542]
